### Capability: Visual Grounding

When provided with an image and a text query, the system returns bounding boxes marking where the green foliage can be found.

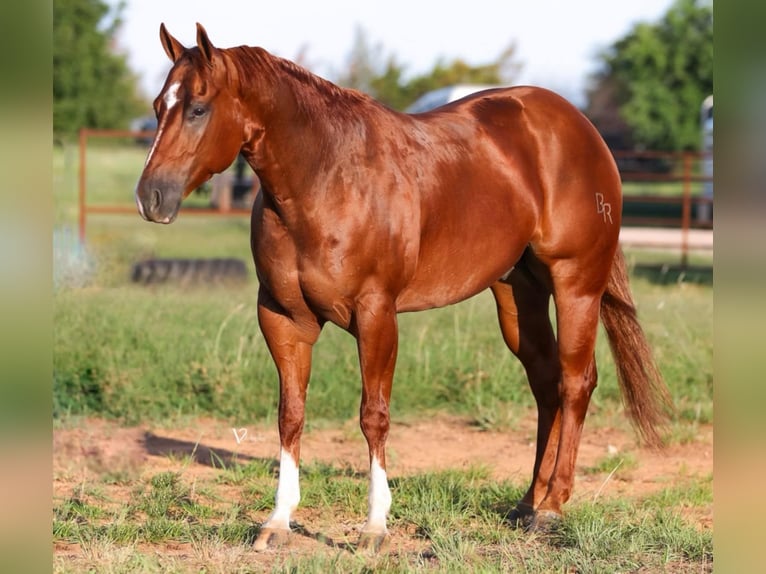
[336,26,521,111]
[389,48,519,111]
[588,0,713,150]
[53,0,147,135]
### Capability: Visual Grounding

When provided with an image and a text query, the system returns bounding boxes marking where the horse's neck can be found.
[233,48,332,197]
[234,47,373,205]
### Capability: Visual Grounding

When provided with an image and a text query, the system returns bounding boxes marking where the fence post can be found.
[78,128,88,244]
[680,152,692,269]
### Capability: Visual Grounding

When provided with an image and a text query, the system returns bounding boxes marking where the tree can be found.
[337,26,384,96]
[586,0,713,151]
[397,44,521,110]
[337,26,522,111]
[53,0,146,135]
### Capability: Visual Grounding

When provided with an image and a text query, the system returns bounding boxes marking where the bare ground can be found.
[53,412,713,568]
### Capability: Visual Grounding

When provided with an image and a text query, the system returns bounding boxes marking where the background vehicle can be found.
[405,84,505,113]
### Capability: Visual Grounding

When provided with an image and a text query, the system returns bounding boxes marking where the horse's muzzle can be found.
[135,179,183,224]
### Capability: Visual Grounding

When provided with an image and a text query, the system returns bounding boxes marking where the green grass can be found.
[53,266,713,431]
[53,462,712,573]
[582,452,639,476]
[621,180,707,198]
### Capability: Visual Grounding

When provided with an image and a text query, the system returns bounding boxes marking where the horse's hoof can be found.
[506,503,536,529]
[357,531,390,553]
[253,527,291,551]
[527,509,562,534]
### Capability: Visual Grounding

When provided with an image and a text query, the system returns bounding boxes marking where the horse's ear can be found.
[159,23,185,63]
[196,23,220,68]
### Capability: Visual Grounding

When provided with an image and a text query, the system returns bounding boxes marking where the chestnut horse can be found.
[136,24,672,551]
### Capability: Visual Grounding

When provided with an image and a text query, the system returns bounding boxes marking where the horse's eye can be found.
[191,106,206,118]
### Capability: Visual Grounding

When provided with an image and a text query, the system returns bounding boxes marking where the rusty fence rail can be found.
[613,149,713,267]
[78,129,713,265]
[77,128,253,243]
[614,149,713,229]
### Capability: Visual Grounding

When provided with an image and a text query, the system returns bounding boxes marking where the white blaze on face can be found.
[163,81,181,109]
[364,456,391,534]
[144,82,181,168]
[263,448,300,531]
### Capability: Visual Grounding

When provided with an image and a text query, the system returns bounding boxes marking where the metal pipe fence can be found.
[77,129,713,266]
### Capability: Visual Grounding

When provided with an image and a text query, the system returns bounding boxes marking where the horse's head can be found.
[135,23,244,223]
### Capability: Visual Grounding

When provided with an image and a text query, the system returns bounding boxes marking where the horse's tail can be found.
[600,248,674,447]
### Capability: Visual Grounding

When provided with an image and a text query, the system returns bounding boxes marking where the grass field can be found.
[53,271,713,430]
[53,454,712,573]
[53,143,713,572]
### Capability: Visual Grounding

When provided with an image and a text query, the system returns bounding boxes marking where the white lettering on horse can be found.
[596,193,613,224]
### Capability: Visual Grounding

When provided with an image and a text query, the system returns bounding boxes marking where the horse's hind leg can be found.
[491,256,561,526]
[253,287,321,551]
[530,257,603,528]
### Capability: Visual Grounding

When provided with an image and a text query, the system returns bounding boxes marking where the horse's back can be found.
[412,85,620,214]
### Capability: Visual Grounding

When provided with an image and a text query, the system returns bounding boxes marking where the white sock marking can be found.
[364,456,391,534]
[264,448,300,531]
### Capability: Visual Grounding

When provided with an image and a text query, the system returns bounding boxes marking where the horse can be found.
[135,23,673,551]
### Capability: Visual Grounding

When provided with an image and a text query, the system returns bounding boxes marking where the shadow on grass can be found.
[632,263,713,286]
[291,522,357,552]
[143,432,275,469]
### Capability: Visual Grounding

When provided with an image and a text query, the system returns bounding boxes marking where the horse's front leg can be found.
[353,293,398,552]
[253,288,320,551]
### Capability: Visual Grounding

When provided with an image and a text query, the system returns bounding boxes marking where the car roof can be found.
[405,84,504,114]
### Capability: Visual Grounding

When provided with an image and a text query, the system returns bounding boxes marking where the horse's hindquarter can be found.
[397,87,622,310]
[495,88,623,265]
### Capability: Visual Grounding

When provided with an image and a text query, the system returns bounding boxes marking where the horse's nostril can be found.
[150,188,162,211]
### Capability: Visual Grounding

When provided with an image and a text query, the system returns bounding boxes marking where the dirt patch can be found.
[54,412,712,506]
[53,413,713,566]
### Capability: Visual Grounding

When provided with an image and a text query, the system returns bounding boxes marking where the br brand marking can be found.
[596,193,613,224]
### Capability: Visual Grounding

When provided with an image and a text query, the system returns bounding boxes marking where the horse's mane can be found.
[226,46,381,126]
